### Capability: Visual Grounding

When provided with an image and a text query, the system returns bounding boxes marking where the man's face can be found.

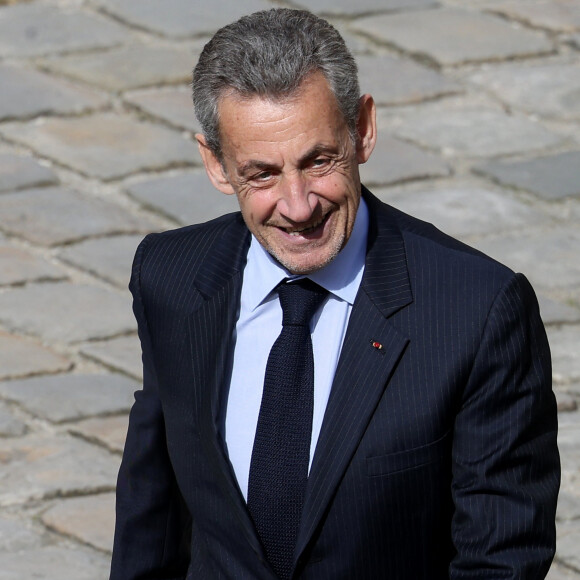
[198,73,376,275]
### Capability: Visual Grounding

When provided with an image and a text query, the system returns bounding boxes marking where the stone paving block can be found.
[557,390,578,412]
[491,1,580,33]
[40,43,196,92]
[553,566,580,580]
[124,86,201,133]
[548,563,580,579]
[332,23,375,55]
[0,403,27,437]
[125,171,240,226]
[0,113,199,181]
[559,417,580,498]
[569,33,580,49]
[0,65,107,122]
[557,520,580,572]
[0,373,139,423]
[475,151,580,200]
[571,201,580,225]
[468,62,580,120]
[559,423,580,504]
[0,4,126,57]
[0,433,119,505]
[0,545,110,579]
[558,491,580,522]
[538,296,580,325]
[558,411,580,441]
[0,154,57,193]
[361,135,451,186]
[71,415,129,454]
[41,493,115,553]
[293,0,439,15]
[0,282,135,343]
[377,185,546,239]
[548,325,580,384]
[357,55,461,106]
[386,103,564,157]
[0,186,155,246]
[0,245,65,286]
[0,515,42,553]
[565,383,580,398]
[352,7,553,66]
[0,331,71,380]
[473,227,580,293]
[560,459,580,497]
[58,234,143,288]
[95,0,272,37]
[80,335,143,381]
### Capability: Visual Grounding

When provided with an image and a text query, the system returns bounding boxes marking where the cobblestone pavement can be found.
[0,0,579,577]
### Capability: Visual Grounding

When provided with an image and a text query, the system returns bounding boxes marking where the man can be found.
[110,8,559,580]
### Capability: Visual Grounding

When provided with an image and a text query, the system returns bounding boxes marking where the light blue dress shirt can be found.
[224,198,369,500]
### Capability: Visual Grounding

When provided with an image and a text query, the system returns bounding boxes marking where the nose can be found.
[277,172,317,223]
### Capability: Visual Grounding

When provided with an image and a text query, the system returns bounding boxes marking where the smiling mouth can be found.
[284,214,329,236]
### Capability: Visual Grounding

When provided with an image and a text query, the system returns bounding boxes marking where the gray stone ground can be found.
[0,0,578,577]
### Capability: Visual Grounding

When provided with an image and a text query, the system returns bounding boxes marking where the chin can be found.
[274,248,342,276]
[263,230,346,274]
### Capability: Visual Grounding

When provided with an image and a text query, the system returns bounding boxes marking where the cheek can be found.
[311,173,347,198]
[237,189,275,225]
[321,177,359,208]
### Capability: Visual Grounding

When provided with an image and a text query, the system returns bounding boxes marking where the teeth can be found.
[287,217,324,236]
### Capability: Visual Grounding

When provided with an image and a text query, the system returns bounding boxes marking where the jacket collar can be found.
[194,212,251,300]
[360,185,413,318]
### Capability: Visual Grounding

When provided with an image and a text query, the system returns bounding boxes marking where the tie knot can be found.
[277,279,328,327]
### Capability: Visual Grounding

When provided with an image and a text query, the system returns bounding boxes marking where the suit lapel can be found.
[186,216,265,557]
[296,189,413,560]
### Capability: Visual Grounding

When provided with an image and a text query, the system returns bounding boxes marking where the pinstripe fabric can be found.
[111,189,559,580]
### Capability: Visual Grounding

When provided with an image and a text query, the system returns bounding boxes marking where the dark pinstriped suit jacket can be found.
[110,188,559,580]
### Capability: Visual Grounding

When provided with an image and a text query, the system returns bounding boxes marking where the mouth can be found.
[282,213,329,236]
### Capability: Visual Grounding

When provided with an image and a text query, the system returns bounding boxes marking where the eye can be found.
[308,157,333,174]
[253,170,273,182]
[312,158,329,167]
[246,169,278,189]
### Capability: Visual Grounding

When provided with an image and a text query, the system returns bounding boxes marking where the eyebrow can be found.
[237,144,339,177]
[238,159,277,177]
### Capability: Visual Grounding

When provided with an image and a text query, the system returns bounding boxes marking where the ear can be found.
[196,134,236,195]
[355,94,377,164]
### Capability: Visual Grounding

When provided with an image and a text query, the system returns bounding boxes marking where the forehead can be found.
[216,73,348,157]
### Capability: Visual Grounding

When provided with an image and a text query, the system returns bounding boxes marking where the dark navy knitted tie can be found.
[247,278,327,580]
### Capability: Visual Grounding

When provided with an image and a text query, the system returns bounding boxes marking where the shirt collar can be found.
[244,197,369,310]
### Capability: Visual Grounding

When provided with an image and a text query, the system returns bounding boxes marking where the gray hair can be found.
[192,8,360,159]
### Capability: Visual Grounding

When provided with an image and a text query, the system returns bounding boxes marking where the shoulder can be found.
[140,211,243,255]
[367,189,514,280]
[130,211,248,290]
[364,188,519,311]
[136,211,244,265]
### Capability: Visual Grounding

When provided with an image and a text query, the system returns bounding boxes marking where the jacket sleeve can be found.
[110,235,191,580]
[449,273,560,579]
